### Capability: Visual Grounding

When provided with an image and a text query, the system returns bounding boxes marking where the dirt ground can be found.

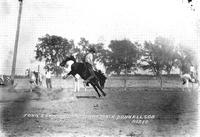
[0,78,199,137]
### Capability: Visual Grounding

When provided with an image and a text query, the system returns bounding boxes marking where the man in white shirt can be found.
[45,67,52,88]
[190,65,195,78]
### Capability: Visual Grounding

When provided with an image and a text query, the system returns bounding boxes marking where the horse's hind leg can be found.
[91,83,101,98]
[95,81,106,96]
[98,86,106,97]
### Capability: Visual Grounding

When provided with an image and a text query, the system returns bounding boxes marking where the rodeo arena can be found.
[1,0,200,137]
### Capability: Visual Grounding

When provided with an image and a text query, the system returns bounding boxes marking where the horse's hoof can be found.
[103,93,106,97]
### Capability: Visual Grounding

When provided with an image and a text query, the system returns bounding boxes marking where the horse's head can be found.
[60,59,67,67]
[60,55,76,67]
[95,70,107,89]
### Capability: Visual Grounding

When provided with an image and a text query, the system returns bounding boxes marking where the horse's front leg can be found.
[77,78,80,92]
[84,85,87,92]
[82,81,87,92]
[74,77,79,92]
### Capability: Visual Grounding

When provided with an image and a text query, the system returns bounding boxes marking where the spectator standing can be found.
[190,65,196,79]
[45,68,52,89]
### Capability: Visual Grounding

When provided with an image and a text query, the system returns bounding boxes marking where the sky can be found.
[0,0,200,75]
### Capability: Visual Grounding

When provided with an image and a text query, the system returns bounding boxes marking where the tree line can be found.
[35,34,198,87]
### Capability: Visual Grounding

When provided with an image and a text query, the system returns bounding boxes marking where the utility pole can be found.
[11,0,23,84]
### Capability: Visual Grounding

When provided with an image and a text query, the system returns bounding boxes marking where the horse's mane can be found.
[61,55,76,65]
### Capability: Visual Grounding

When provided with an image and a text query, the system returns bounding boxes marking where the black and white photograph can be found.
[0,0,200,137]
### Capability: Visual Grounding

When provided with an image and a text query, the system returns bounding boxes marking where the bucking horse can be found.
[60,55,107,98]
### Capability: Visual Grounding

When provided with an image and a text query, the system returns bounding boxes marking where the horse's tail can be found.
[97,70,106,79]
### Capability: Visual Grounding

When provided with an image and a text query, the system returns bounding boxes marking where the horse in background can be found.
[180,73,199,92]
